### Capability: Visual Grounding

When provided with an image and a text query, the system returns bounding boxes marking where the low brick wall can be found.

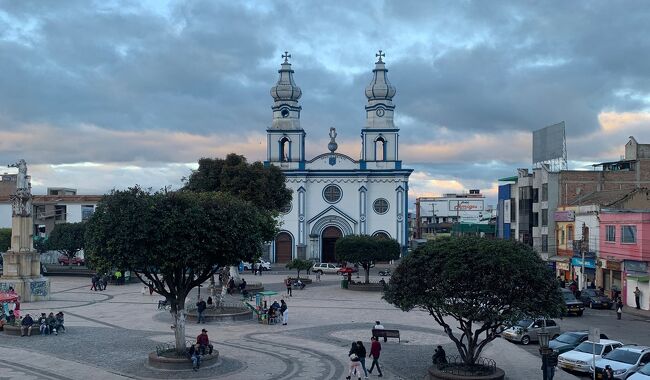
[346,283,385,292]
[186,307,252,322]
[427,365,505,380]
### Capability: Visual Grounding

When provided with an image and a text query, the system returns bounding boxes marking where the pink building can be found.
[599,210,650,310]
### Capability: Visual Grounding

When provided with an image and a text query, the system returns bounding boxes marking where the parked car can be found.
[550,331,609,354]
[558,339,623,373]
[593,345,650,379]
[501,318,560,345]
[58,256,85,266]
[562,288,585,316]
[242,260,271,271]
[578,288,613,309]
[311,262,341,274]
[629,362,650,380]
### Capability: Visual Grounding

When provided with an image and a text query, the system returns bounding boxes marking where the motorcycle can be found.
[378,269,391,277]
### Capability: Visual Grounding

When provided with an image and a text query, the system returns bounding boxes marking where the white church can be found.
[265,52,412,263]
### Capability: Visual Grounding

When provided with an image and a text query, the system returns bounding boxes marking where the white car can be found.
[311,262,341,274]
[629,362,650,379]
[593,345,650,379]
[558,339,623,373]
[242,260,271,271]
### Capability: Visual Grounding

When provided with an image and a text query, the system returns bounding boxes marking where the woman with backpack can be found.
[346,342,362,380]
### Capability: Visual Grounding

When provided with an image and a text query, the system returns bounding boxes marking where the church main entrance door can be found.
[321,226,342,263]
[275,232,292,263]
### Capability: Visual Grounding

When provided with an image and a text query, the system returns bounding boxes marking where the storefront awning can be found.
[548,255,570,262]
[626,273,650,282]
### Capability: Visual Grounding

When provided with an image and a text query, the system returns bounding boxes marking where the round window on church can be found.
[323,184,342,203]
[280,202,292,214]
[373,198,389,214]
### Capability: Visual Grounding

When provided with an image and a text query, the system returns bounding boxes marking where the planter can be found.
[3,324,23,336]
[186,307,253,322]
[148,350,219,370]
[428,365,505,380]
[346,282,385,292]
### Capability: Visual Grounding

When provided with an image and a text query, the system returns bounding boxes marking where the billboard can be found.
[449,200,484,211]
[554,210,575,222]
[533,122,565,164]
[503,199,511,224]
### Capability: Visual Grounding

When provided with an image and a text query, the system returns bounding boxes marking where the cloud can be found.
[1,1,650,206]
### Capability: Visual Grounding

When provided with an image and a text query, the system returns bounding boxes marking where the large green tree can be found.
[335,235,400,284]
[183,153,292,212]
[48,222,86,265]
[85,187,276,354]
[384,236,564,366]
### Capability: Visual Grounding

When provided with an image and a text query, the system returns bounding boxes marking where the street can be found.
[506,306,650,377]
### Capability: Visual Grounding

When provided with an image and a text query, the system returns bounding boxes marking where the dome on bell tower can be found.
[270,52,302,102]
[365,50,396,101]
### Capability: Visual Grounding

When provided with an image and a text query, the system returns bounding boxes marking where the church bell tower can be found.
[361,51,400,163]
[267,52,305,167]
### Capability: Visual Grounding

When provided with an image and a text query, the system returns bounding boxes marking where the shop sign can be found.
[607,260,622,271]
[557,262,570,271]
[571,257,596,269]
[554,210,575,222]
[624,260,648,273]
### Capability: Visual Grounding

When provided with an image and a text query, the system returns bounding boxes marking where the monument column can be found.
[0,159,50,301]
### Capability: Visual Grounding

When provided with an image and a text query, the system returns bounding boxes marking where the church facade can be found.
[265,52,412,263]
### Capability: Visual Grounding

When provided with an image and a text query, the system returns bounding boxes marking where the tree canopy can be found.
[183,153,292,212]
[285,258,312,279]
[85,187,277,353]
[335,235,400,283]
[383,236,564,366]
[48,222,86,261]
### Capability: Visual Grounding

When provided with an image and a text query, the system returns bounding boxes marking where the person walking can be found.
[368,336,383,377]
[616,298,624,320]
[603,364,615,380]
[196,297,207,324]
[346,342,362,380]
[280,299,288,325]
[634,287,642,309]
[285,277,292,297]
[315,271,321,282]
[356,341,368,379]
[90,274,98,291]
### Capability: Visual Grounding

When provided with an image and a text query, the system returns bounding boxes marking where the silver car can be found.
[311,262,341,274]
[502,319,561,345]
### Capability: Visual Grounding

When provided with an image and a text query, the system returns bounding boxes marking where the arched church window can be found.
[375,136,386,161]
[323,184,342,203]
[372,231,390,239]
[373,198,389,214]
[280,137,291,161]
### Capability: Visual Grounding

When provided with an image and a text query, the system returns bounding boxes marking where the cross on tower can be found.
[282,51,291,63]
[376,50,385,63]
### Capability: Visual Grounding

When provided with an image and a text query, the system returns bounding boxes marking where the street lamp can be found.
[538,330,552,380]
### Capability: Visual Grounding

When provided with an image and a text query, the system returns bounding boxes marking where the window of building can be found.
[510,198,516,222]
[542,234,548,252]
[541,183,548,202]
[54,205,67,222]
[605,225,616,242]
[532,188,539,203]
[373,199,389,214]
[322,184,342,203]
[280,202,292,214]
[375,136,386,161]
[567,225,574,242]
[541,209,548,226]
[81,205,95,221]
[622,225,637,244]
[279,137,291,161]
[560,229,565,245]
[532,212,539,227]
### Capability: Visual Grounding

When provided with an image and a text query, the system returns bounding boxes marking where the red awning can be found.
[0,293,18,303]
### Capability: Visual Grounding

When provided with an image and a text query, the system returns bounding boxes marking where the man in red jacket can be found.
[368,336,383,377]
[196,329,213,355]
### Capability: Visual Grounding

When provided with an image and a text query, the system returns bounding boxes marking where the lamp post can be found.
[538,330,551,380]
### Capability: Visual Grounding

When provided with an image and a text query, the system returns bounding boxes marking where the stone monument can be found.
[0,159,50,301]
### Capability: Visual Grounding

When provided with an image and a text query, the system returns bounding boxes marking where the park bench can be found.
[372,328,400,343]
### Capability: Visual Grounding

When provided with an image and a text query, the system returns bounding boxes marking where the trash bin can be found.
[341,279,348,289]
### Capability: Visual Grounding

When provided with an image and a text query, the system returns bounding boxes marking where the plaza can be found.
[3,270,648,380]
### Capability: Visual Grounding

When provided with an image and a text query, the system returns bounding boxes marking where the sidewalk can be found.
[625,306,650,320]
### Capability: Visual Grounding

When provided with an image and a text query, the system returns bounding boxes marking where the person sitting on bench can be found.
[20,313,34,336]
[196,328,214,355]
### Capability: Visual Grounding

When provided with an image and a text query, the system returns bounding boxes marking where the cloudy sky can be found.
[1,1,650,208]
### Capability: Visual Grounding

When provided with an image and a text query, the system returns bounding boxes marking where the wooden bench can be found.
[372,328,400,343]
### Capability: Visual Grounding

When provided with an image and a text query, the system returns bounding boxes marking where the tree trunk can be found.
[171,303,187,355]
[365,269,370,284]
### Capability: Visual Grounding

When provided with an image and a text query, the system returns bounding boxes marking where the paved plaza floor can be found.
[0,273,607,379]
